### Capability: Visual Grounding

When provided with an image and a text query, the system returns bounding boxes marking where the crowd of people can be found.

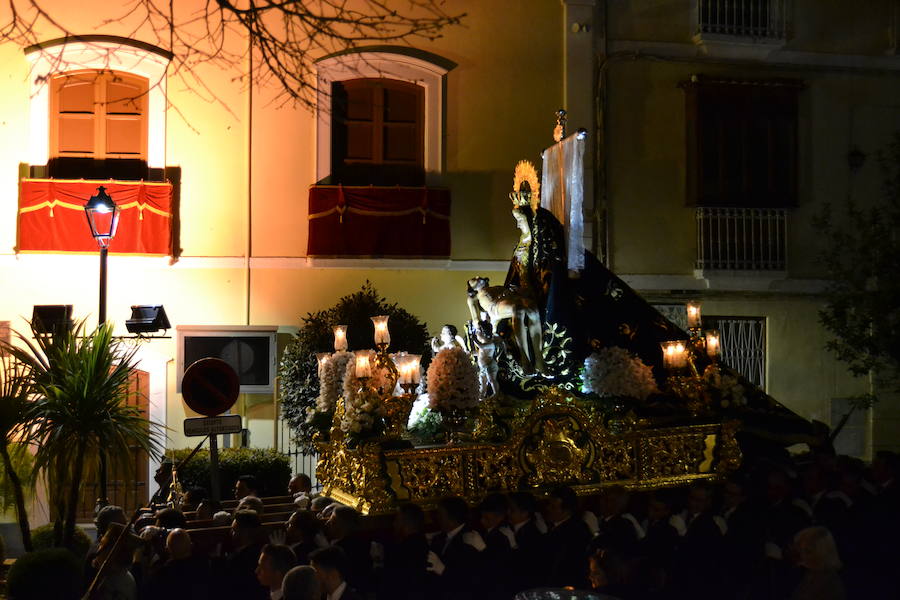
[84,449,900,600]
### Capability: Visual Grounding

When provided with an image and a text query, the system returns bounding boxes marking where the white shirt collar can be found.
[512,518,530,533]
[327,581,347,600]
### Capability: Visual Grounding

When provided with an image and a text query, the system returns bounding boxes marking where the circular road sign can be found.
[181,358,240,417]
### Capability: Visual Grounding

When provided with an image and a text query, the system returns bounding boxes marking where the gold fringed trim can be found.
[19,199,172,219]
[308,206,450,223]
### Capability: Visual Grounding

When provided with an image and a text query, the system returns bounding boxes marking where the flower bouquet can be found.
[426,347,479,443]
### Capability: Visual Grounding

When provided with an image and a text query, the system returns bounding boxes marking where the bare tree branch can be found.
[2,0,465,122]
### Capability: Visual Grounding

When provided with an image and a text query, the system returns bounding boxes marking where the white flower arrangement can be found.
[426,347,479,411]
[703,365,747,408]
[315,350,353,414]
[339,359,386,437]
[582,346,659,401]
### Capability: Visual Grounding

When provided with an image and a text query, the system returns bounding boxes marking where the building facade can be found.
[0,0,896,519]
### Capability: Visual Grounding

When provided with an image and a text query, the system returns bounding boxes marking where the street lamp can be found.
[83,185,120,513]
[83,186,120,325]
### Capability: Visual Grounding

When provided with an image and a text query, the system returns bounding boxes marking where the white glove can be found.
[268,528,287,546]
[426,550,445,575]
[498,525,517,549]
[582,511,600,535]
[462,530,486,552]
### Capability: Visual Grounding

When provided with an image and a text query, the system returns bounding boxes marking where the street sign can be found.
[183,414,243,437]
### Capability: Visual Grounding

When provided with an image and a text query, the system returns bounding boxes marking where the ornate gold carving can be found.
[315,387,742,515]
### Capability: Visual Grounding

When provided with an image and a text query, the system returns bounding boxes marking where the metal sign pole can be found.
[209,433,221,502]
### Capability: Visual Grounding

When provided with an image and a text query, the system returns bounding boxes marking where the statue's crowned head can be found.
[510,160,540,213]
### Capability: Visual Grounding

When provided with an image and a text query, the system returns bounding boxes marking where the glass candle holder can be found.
[333,325,348,351]
[372,315,390,345]
[661,340,688,369]
[686,301,702,329]
[705,329,721,359]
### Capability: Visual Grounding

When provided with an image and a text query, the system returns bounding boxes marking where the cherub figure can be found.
[469,320,503,398]
[430,324,467,354]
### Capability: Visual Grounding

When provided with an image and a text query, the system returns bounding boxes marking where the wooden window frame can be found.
[331,77,425,186]
[49,69,149,161]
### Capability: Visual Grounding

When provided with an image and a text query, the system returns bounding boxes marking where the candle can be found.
[315,352,331,377]
[407,354,422,384]
[705,329,721,359]
[354,350,371,379]
[399,361,414,385]
[333,325,348,351]
[686,301,702,329]
[661,340,688,369]
[371,315,390,345]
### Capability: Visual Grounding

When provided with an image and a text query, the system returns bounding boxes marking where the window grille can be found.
[704,316,766,388]
[697,0,788,39]
[696,207,787,271]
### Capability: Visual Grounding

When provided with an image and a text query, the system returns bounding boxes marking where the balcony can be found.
[306,185,450,257]
[694,0,789,57]
[695,207,787,273]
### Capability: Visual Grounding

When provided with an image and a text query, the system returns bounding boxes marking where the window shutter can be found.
[331,78,424,185]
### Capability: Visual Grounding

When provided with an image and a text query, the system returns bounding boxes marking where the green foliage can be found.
[3,320,163,549]
[279,281,430,453]
[169,446,291,499]
[0,352,38,551]
[0,443,34,512]
[30,524,91,559]
[817,132,900,389]
[407,406,443,445]
[6,548,83,600]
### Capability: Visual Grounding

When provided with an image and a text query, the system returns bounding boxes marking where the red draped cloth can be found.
[17,179,175,255]
[307,185,451,257]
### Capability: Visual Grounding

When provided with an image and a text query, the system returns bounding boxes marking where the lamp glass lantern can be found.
[84,186,121,248]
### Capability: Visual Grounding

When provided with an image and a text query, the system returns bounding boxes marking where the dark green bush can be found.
[6,548,82,600]
[170,446,291,499]
[30,523,92,559]
[279,282,430,453]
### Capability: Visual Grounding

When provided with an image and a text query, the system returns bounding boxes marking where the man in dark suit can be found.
[310,546,364,600]
[507,491,546,593]
[256,544,298,600]
[326,505,372,593]
[380,502,430,600]
[427,496,481,600]
[477,494,513,600]
[144,528,211,600]
[212,509,268,600]
[543,486,592,589]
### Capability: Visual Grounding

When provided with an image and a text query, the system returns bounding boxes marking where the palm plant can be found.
[0,352,38,551]
[5,320,162,549]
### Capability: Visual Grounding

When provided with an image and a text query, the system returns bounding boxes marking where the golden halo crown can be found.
[510,160,540,213]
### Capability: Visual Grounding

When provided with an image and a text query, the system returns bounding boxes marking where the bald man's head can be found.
[166,528,192,560]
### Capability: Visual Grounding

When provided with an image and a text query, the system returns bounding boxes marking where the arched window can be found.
[25,35,171,180]
[315,49,452,187]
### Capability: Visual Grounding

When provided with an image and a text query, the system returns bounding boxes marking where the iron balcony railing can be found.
[697,0,789,39]
[695,207,788,271]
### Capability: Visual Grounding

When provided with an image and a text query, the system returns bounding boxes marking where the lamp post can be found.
[83,185,120,513]
[83,186,121,326]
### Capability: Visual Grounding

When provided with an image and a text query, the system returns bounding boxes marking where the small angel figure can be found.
[470,320,503,398]
[430,324,467,354]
